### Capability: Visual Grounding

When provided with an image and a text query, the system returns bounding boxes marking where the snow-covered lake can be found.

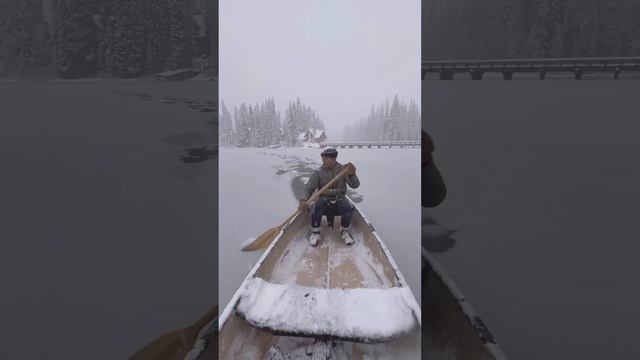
[425,80,640,360]
[219,147,421,307]
[0,81,218,360]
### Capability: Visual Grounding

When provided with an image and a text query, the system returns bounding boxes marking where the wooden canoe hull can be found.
[217,198,421,359]
[187,199,508,359]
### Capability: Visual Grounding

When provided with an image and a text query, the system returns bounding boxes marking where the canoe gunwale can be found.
[218,212,302,330]
[349,199,422,323]
[422,248,508,360]
[184,316,219,360]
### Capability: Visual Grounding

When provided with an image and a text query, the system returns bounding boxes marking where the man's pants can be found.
[310,198,354,232]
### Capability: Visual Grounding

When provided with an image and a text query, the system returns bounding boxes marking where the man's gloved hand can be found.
[298,199,308,212]
[346,162,356,176]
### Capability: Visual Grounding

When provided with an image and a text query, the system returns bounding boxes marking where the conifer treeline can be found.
[343,95,420,142]
[219,98,326,148]
[0,0,217,78]
[0,0,51,75]
[424,0,640,59]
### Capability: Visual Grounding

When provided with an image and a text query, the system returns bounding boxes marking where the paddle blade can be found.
[129,329,190,360]
[242,227,280,251]
[130,305,218,360]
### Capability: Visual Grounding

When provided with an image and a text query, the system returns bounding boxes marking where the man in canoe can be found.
[299,147,360,246]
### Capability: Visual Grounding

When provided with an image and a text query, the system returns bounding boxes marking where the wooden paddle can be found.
[242,164,353,252]
[129,305,218,360]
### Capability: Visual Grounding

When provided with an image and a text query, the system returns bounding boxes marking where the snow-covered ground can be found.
[219,147,421,307]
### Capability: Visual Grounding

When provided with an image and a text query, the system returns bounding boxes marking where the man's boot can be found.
[341,226,354,246]
[309,230,321,247]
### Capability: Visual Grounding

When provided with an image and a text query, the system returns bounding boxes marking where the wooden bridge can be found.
[422,57,640,80]
[320,141,421,149]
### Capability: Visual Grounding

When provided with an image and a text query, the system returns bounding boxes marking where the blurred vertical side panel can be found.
[0,0,219,359]
[421,1,507,359]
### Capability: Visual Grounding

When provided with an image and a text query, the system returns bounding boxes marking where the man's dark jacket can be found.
[422,130,446,207]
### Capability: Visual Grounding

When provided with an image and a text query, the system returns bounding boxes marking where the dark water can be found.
[0,81,218,359]
[424,81,640,360]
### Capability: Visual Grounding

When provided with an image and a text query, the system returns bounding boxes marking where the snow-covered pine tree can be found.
[96,0,114,74]
[342,95,420,141]
[602,0,635,56]
[267,98,281,145]
[0,0,51,76]
[53,0,73,77]
[167,0,196,69]
[295,98,303,139]
[276,109,283,144]
[503,0,520,57]
[387,95,401,141]
[143,0,170,74]
[204,0,217,75]
[365,105,375,141]
[233,105,239,145]
[575,0,599,56]
[254,102,266,147]
[0,1,28,76]
[255,103,264,147]
[219,100,234,147]
[283,101,295,146]
[549,0,565,57]
[54,0,99,78]
[247,104,257,147]
[236,103,251,147]
[111,2,145,77]
[407,100,421,140]
[400,100,409,141]
[526,0,552,58]
[15,0,36,72]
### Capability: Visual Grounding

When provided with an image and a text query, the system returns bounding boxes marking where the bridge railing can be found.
[422,56,640,80]
[320,141,421,148]
[423,56,640,69]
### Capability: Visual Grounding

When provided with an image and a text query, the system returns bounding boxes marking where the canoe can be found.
[155,68,199,81]
[185,146,218,158]
[185,198,508,359]
[217,197,420,359]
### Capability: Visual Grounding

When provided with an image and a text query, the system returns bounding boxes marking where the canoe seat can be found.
[235,277,420,343]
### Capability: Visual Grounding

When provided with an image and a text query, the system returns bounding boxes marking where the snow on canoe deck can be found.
[237,277,419,342]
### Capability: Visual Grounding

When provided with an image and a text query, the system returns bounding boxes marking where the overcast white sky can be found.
[220,0,420,141]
